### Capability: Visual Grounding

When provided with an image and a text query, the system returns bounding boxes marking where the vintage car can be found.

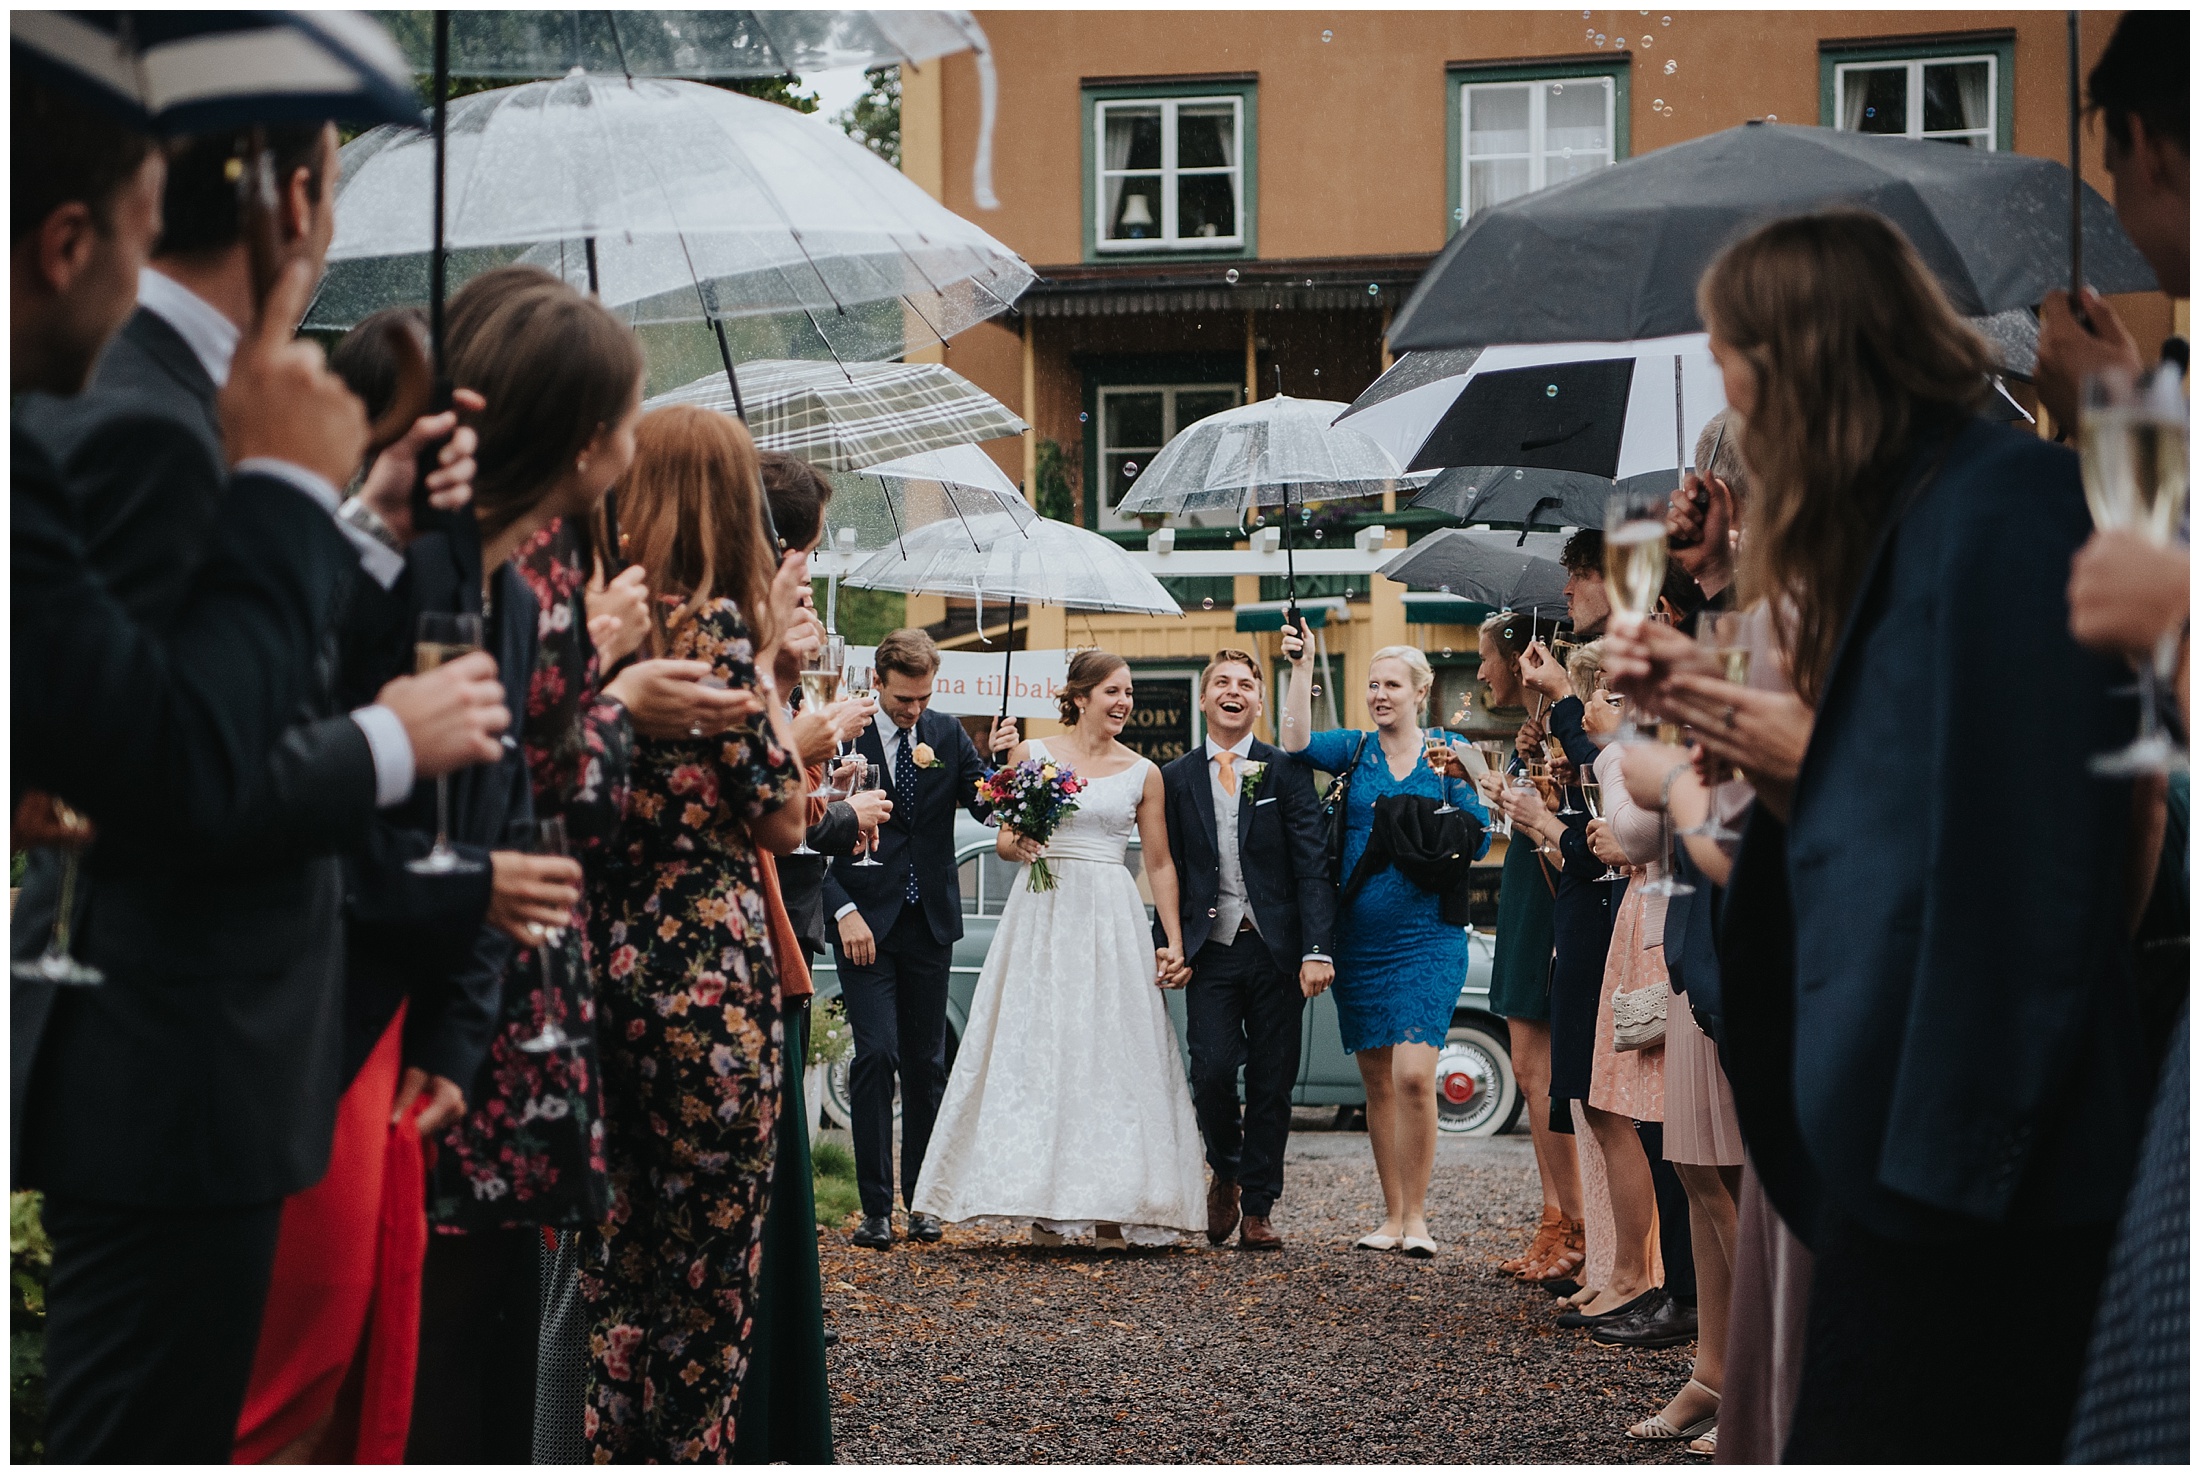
[810,817,1523,1138]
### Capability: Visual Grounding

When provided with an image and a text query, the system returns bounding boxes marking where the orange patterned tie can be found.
[1215,749,1237,796]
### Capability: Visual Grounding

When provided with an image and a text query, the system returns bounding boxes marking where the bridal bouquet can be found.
[977,758,1087,893]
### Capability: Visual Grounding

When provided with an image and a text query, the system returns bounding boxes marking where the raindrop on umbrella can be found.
[1225,267,1241,284]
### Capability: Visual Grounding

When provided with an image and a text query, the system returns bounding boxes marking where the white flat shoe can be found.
[1354,1232,1400,1252]
[1401,1235,1437,1259]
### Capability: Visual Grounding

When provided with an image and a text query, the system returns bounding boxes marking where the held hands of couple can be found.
[375,651,509,779]
[485,849,583,947]
[1154,946,1190,990]
[1299,957,1336,999]
[220,260,369,491]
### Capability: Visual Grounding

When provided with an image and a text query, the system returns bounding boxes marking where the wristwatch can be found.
[338,496,401,553]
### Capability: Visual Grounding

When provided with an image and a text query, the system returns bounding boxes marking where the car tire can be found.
[819,1027,960,1133]
[1436,1019,1521,1137]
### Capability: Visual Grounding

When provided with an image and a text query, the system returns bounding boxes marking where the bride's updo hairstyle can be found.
[1057,649,1130,725]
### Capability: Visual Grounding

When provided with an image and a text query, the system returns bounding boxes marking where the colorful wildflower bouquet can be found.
[977,757,1088,893]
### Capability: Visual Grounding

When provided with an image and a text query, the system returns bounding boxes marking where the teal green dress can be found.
[1487,817,1557,1022]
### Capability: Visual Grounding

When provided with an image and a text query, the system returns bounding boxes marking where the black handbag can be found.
[1320,733,1373,886]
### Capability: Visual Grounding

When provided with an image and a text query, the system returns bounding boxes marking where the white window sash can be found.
[1458,75,1612,223]
[1834,54,1997,150]
[1098,382,1244,528]
[1094,95,1244,251]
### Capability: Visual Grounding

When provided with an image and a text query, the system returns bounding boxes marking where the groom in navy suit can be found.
[824,628,1015,1249]
[1156,650,1335,1250]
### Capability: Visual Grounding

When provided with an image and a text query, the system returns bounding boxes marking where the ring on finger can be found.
[1721,704,1738,730]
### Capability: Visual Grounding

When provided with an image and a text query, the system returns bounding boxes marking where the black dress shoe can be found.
[1538,1277,1583,1299]
[907,1211,945,1243]
[1593,1292,1699,1348]
[1555,1286,1663,1329]
[850,1215,894,1249]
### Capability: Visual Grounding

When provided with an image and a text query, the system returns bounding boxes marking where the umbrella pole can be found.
[1283,486,1301,635]
[584,235,600,296]
[708,313,785,552]
[1000,595,1017,726]
[422,10,481,608]
[2068,11,2085,315]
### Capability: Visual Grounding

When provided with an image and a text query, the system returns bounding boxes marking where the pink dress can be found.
[1587,745,1666,1121]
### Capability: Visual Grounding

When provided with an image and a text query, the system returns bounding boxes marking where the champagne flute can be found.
[1681,610,1750,844]
[789,638,844,857]
[2081,367,2190,775]
[1579,781,1627,883]
[407,611,487,875]
[852,759,886,866]
[1604,485,1671,744]
[516,816,585,1054]
[1424,729,1461,814]
[13,802,105,987]
[1547,734,1581,816]
[1473,742,1514,838]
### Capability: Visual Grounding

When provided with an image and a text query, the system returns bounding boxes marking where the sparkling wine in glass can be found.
[1546,734,1581,816]
[1683,610,1750,842]
[517,816,582,1055]
[1604,485,1671,742]
[1425,731,1461,814]
[1579,782,1627,882]
[1473,742,1514,838]
[13,804,105,987]
[852,759,886,866]
[407,611,487,875]
[2082,368,2190,776]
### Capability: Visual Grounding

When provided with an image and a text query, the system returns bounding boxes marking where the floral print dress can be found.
[579,596,805,1462]
[429,520,634,1230]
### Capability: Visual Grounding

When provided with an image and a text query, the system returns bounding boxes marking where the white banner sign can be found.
[847,646,1071,720]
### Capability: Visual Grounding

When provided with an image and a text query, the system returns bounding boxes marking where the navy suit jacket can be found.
[821,708,993,947]
[1722,416,2147,1244]
[1155,741,1335,977]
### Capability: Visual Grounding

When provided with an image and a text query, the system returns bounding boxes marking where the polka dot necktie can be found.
[896,727,921,905]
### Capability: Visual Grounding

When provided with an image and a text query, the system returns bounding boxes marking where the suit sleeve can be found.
[808,799,861,856]
[1548,696,1600,770]
[13,440,359,846]
[198,715,380,864]
[63,408,223,617]
[821,865,855,924]
[1278,754,1337,958]
[954,719,995,822]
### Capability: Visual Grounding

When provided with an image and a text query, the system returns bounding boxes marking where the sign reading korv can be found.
[846,647,1072,720]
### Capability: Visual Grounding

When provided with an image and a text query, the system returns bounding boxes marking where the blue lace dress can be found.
[1299,729,1491,1053]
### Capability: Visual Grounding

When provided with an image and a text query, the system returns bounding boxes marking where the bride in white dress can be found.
[911,651,1208,1246]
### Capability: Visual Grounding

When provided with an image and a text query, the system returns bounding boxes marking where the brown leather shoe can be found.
[1237,1214,1284,1251]
[1206,1177,1241,1245]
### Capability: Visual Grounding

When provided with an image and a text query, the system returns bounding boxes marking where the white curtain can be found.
[1104,109,1134,235]
[1952,61,1992,140]
[1841,69,1873,132]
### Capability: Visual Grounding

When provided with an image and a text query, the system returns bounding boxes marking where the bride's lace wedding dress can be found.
[911,740,1206,1243]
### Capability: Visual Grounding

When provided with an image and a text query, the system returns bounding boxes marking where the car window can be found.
[959,855,981,916]
[981,853,1020,916]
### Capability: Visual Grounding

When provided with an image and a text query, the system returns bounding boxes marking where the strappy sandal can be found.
[1685,1429,1717,1458]
[1501,1207,1564,1276]
[1626,1380,1721,1443]
[1525,1216,1585,1285]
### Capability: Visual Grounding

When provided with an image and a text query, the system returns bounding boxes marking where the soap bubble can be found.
[1442,647,1454,658]
[1079,411,1090,422]
[1312,528,1325,541]
[1582,8,1591,15]
[1304,277,1315,288]
[1664,58,1677,75]
[1310,685,1322,696]
[1545,383,1559,398]
[1593,34,1605,45]
[1766,114,1777,122]
[1553,82,1565,93]
[1642,35,1653,46]
[1225,267,1240,284]
[1451,206,1466,224]
[1201,597,1215,610]
[1662,13,1671,22]
[1122,461,1139,477]
[1321,28,1332,41]
[1438,584,1453,595]
[1653,98,1663,109]
[1367,282,1381,296]
[1311,367,1320,377]
[1512,468,1526,479]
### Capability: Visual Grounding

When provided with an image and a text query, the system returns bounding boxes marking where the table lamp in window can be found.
[1120,193,1154,238]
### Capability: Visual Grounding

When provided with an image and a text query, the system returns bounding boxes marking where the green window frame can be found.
[1082,76,1259,263]
[1446,56,1630,237]
[1819,33,2014,152]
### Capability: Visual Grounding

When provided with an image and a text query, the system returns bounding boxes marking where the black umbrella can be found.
[1379,529,1570,613]
[1389,121,2157,351]
[1411,466,1677,530]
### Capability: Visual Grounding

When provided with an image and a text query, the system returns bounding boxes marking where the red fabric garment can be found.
[757,849,811,999]
[233,1005,427,1463]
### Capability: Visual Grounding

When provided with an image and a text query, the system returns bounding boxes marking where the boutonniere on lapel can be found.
[1238,761,1269,801]
[911,742,943,770]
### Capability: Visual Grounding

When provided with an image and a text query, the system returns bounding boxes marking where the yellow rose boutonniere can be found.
[912,742,941,769]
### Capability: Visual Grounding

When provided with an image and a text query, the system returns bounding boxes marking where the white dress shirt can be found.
[1204,733,1323,963]
[137,268,415,806]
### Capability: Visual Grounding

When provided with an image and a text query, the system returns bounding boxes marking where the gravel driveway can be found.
[818,1115,1698,1463]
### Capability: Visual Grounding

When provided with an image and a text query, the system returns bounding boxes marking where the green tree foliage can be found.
[817,584,908,649]
[1034,438,1074,524]
[837,67,900,168]
[12,1192,49,1463]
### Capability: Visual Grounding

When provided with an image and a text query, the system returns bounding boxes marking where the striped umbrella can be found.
[646,359,1027,472]
[10,11,419,133]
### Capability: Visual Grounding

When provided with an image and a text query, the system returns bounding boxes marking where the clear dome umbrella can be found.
[307,72,1034,364]
[1114,392,1422,626]
[645,360,1027,471]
